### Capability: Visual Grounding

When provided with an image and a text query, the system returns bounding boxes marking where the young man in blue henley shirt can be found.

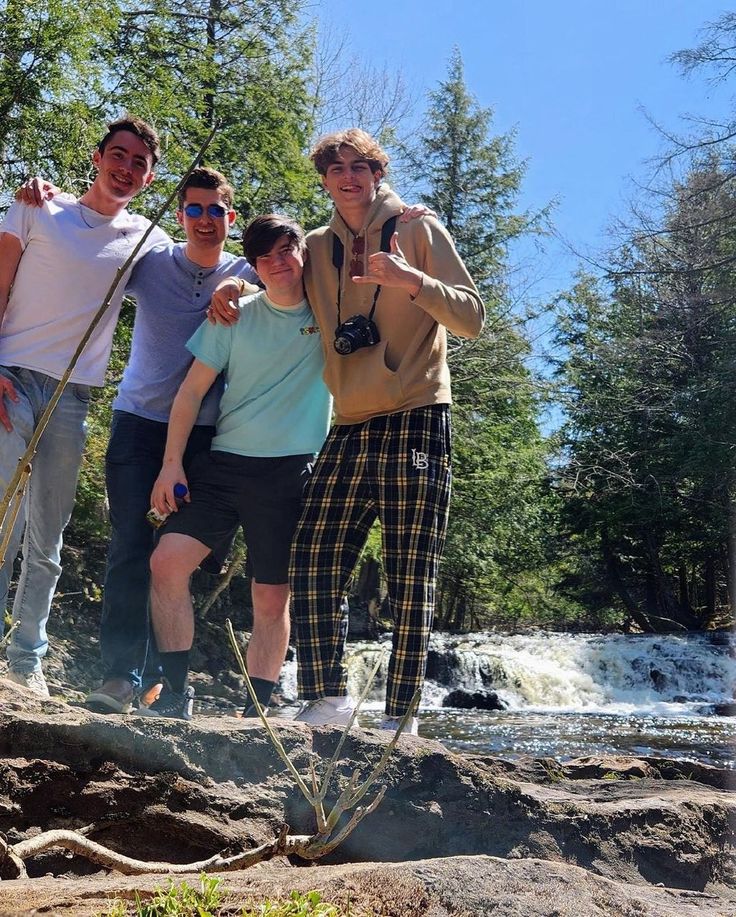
[14,165,259,710]
[87,167,260,713]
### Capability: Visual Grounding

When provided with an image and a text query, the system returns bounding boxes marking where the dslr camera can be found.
[333,314,380,355]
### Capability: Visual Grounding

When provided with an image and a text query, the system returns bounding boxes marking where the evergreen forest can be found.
[1,0,734,635]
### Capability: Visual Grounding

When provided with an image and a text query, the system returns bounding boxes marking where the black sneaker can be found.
[138,685,194,721]
[241,702,268,718]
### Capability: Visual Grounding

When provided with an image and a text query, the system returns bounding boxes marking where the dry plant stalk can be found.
[0,621,418,878]
[0,621,19,648]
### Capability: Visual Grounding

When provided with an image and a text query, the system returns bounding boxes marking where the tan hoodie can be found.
[304,184,484,425]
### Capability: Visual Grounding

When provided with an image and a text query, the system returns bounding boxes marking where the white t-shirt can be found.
[0,195,169,386]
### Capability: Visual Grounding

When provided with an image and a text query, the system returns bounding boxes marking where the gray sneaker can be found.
[6,669,50,698]
[379,714,419,736]
[138,685,194,721]
[85,677,135,714]
[293,695,356,727]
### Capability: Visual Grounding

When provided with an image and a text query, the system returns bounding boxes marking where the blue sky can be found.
[312,1,732,298]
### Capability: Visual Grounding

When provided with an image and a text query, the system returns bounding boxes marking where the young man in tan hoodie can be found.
[213,129,483,733]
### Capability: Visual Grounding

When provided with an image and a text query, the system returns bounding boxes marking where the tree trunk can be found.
[601,532,651,631]
[704,556,716,626]
[204,0,221,130]
[678,563,690,613]
[727,485,736,618]
[354,556,381,605]
[450,591,467,632]
[437,574,461,631]
[348,557,383,639]
[643,532,698,631]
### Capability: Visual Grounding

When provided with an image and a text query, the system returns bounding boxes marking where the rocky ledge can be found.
[0,679,733,916]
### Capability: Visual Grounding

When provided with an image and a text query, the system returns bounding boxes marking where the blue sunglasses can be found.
[183,203,228,219]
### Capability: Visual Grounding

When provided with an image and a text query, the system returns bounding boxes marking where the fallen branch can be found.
[1,821,373,878]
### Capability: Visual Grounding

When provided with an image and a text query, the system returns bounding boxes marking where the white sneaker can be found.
[294,695,356,727]
[380,715,419,736]
[6,669,50,698]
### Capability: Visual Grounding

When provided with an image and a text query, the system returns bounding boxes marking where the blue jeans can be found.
[0,368,90,675]
[101,411,214,687]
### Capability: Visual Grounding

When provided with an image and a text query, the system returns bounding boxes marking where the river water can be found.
[279,631,735,767]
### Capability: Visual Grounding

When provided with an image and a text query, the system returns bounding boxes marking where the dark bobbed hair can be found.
[242,214,306,264]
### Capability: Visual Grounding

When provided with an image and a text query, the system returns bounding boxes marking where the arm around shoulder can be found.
[209,275,253,326]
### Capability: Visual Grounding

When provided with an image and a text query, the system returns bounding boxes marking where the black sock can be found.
[159,651,190,694]
[248,677,276,709]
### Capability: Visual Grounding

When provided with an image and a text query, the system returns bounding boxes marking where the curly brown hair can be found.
[310,129,389,178]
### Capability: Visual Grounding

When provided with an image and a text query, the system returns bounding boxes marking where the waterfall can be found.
[311,631,735,714]
[275,632,734,765]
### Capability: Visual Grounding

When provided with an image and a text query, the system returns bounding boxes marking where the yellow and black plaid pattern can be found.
[290,405,451,716]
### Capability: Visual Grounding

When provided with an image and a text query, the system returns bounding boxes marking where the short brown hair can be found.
[98,116,161,166]
[242,214,306,264]
[178,166,234,209]
[310,129,389,178]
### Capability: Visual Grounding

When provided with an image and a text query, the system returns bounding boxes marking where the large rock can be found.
[0,680,733,916]
[442,687,507,709]
[0,856,731,916]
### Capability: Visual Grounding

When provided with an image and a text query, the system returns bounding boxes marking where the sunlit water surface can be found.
[359,707,735,767]
[278,631,735,767]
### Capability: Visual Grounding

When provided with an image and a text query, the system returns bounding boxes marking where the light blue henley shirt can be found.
[113,242,258,425]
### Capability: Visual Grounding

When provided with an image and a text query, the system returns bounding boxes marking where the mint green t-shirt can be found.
[187,291,331,457]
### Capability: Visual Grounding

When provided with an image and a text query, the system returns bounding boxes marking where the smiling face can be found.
[176,187,236,255]
[254,233,306,307]
[321,145,383,229]
[90,129,155,206]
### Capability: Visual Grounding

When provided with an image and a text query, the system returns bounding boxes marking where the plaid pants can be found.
[290,404,451,716]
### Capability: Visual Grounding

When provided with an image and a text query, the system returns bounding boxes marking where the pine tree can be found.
[0,0,115,193]
[403,51,553,628]
[554,164,736,630]
[104,0,322,227]
[409,48,537,300]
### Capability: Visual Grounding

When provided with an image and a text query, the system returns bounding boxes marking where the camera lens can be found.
[333,314,379,355]
[334,335,353,355]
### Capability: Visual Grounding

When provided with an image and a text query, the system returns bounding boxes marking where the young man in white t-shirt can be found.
[0,116,166,697]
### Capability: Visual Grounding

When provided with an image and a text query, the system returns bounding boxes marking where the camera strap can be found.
[333,215,398,328]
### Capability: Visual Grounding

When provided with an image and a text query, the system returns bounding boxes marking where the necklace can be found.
[78,202,97,229]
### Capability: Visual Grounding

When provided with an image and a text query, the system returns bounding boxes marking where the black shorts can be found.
[162,451,313,584]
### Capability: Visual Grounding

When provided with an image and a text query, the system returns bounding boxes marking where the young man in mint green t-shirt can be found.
[143,214,331,720]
